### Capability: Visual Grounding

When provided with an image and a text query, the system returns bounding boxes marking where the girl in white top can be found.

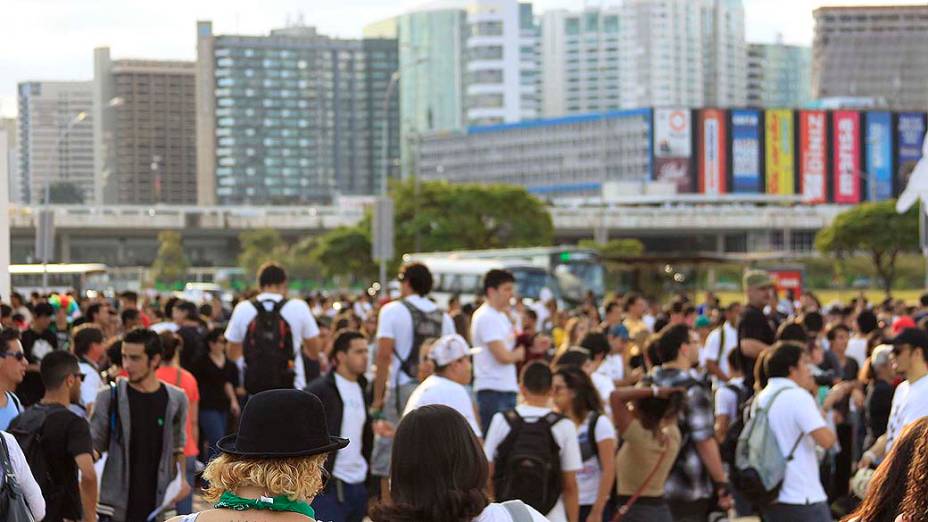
[371,405,546,522]
[552,366,616,522]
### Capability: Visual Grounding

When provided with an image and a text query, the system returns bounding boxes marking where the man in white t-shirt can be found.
[370,263,455,487]
[703,302,740,384]
[72,324,106,417]
[306,330,372,522]
[403,334,482,436]
[224,262,321,391]
[485,361,581,522]
[859,327,928,470]
[472,269,525,435]
[754,342,836,522]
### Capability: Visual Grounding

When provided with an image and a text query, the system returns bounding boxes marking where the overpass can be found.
[8,202,845,266]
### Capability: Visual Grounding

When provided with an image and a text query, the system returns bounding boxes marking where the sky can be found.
[2,0,926,118]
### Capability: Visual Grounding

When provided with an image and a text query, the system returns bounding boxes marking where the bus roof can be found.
[405,246,598,261]
[10,263,108,275]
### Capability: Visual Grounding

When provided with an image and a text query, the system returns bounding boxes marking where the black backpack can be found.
[8,404,56,497]
[243,299,295,394]
[579,411,601,464]
[719,382,752,466]
[493,410,564,515]
[397,301,443,379]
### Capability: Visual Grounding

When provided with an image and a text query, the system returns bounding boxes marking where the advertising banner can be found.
[698,109,727,195]
[765,109,795,195]
[897,112,927,195]
[865,111,893,201]
[730,109,762,193]
[833,111,862,204]
[799,111,827,204]
[653,108,693,193]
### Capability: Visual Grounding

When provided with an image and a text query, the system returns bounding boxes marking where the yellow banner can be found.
[765,109,795,195]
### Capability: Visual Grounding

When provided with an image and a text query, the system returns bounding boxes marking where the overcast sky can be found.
[2,0,925,118]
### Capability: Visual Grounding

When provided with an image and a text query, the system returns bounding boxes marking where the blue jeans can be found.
[477,390,517,436]
[199,408,228,463]
[175,456,198,515]
[761,501,831,522]
[311,479,368,522]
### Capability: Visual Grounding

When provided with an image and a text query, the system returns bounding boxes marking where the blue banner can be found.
[730,109,762,193]
[897,112,927,196]
[865,112,893,200]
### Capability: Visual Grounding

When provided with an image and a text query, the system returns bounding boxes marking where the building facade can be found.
[540,7,622,117]
[196,22,398,205]
[17,81,94,204]
[94,47,197,205]
[415,108,652,197]
[812,5,928,111]
[1,118,20,203]
[747,42,811,108]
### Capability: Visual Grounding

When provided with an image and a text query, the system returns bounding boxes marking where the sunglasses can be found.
[1,352,26,362]
[73,373,86,382]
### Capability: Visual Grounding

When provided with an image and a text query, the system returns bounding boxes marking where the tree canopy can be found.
[151,231,189,285]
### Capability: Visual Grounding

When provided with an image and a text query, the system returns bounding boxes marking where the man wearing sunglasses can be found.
[9,350,97,522]
[0,328,27,430]
[858,327,928,471]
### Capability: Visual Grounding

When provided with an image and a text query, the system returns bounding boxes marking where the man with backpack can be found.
[225,262,321,394]
[714,349,751,517]
[10,350,97,522]
[370,262,454,496]
[648,323,731,522]
[484,360,581,522]
[738,342,836,522]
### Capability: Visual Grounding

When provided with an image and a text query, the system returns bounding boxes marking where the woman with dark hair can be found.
[552,367,616,522]
[842,416,928,522]
[193,327,241,462]
[608,384,685,522]
[371,405,546,522]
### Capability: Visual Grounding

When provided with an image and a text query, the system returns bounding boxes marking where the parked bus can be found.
[10,263,109,296]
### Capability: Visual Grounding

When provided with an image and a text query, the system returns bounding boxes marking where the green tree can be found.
[310,226,376,280]
[238,229,288,280]
[815,200,919,295]
[286,236,320,280]
[46,182,84,204]
[151,231,189,285]
[578,238,645,259]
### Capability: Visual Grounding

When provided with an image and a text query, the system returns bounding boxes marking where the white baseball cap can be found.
[428,334,481,367]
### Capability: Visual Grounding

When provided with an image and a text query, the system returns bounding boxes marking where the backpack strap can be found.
[785,433,804,462]
[716,324,727,361]
[0,433,16,485]
[6,392,21,414]
[109,382,123,444]
[588,411,601,464]
[501,500,534,522]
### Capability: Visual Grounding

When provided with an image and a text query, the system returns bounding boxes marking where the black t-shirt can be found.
[737,305,775,391]
[17,328,58,407]
[194,356,239,411]
[126,384,168,522]
[178,325,206,372]
[35,404,93,521]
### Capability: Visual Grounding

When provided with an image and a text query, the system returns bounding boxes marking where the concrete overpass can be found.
[8,202,845,266]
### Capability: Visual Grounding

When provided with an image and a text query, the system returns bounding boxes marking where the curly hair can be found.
[900,417,928,521]
[201,453,328,503]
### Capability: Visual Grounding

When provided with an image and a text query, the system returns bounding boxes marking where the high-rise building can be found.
[196,21,398,205]
[812,5,928,110]
[17,81,94,204]
[619,0,746,109]
[747,42,811,108]
[0,118,21,203]
[93,47,197,205]
[540,7,622,117]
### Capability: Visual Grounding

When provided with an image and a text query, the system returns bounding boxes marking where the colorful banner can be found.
[698,109,727,195]
[765,109,795,195]
[799,111,828,204]
[833,111,862,204]
[730,109,762,193]
[653,108,693,192]
[897,112,927,196]
[865,111,893,201]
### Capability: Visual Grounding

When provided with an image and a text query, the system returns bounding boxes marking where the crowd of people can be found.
[0,260,927,522]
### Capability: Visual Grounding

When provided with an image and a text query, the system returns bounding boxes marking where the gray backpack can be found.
[733,386,803,507]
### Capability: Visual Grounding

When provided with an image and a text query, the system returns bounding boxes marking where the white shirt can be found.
[224,292,320,389]
[376,295,455,389]
[472,304,518,393]
[702,322,738,377]
[353,301,372,320]
[577,413,616,506]
[484,405,583,522]
[404,375,482,437]
[714,377,744,421]
[0,431,45,521]
[332,373,368,484]
[885,374,928,452]
[590,371,614,417]
[78,360,104,413]
[753,378,828,504]
[596,354,624,383]
[473,502,548,522]
[151,321,180,334]
[846,337,868,369]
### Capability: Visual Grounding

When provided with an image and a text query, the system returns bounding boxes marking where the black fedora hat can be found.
[217,389,348,458]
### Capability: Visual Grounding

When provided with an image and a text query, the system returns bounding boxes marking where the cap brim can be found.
[215,433,349,458]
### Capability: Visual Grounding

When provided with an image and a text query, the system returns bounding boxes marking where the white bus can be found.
[406,257,555,309]
[10,263,109,296]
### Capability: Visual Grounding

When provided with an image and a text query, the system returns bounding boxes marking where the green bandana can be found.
[214,491,315,518]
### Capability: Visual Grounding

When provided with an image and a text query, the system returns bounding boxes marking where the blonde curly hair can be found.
[202,453,328,503]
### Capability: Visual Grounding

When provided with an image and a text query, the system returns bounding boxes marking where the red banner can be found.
[799,111,827,204]
[833,111,861,203]
[698,109,727,195]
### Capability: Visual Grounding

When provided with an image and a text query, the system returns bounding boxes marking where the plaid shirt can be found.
[648,366,716,502]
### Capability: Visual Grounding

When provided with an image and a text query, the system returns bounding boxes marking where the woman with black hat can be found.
[168,389,348,522]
